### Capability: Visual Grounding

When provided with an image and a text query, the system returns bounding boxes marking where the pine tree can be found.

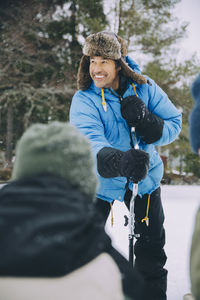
[0,0,107,170]
[107,0,200,179]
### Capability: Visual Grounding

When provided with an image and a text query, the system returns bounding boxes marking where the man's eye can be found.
[102,60,107,64]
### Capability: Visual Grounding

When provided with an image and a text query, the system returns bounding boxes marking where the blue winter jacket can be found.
[189,72,200,154]
[70,56,182,203]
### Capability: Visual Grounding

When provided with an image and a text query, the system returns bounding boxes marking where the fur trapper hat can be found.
[77,31,147,90]
[12,121,98,198]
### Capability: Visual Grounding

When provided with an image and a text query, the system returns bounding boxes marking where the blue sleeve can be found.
[189,103,200,153]
[189,73,200,153]
[69,91,111,156]
[191,73,200,100]
[147,79,182,146]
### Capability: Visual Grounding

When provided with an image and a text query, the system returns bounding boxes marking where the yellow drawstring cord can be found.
[110,203,114,227]
[141,194,150,226]
[101,88,107,112]
[101,83,137,112]
[132,83,138,97]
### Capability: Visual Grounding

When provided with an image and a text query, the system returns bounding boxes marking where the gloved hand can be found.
[121,95,164,144]
[119,148,149,182]
[97,147,149,182]
[121,95,147,128]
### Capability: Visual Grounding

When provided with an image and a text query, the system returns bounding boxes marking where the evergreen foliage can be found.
[108,0,200,178]
[0,0,199,180]
[0,0,107,167]
[184,153,200,178]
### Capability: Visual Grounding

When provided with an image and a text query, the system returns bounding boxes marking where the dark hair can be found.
[115,59,121,69]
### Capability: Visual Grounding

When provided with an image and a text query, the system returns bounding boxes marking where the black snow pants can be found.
[96,187,167,300]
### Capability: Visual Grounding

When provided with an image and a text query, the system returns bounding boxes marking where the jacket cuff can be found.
[136,112,164,144]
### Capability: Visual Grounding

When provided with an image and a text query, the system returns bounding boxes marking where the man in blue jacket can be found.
[70,31,182,300]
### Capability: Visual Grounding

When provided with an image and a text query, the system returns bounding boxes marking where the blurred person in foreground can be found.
[186,72,200,300]
[0,121,143,300]
[70,31,182,300]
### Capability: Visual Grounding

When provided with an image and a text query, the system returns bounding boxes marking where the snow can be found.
[105,185,200,300]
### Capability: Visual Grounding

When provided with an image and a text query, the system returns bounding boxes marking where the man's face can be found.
[89,56,121,90]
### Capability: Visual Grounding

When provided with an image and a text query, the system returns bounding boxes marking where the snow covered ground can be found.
[105,185,200,300]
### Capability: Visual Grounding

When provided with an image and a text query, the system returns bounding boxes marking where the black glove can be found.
[97,147,149,183]
[121,95,147,127]
[121,95,164,144]
[119,148,149,182]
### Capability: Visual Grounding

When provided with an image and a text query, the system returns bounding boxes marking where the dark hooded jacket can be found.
[0,175,142,299]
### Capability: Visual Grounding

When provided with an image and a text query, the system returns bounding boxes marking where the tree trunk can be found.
[5,102,13,166]
[179,154,184,175]
[117,0,122,34]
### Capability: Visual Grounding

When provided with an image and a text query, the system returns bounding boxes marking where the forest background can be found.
[0,0,199,182]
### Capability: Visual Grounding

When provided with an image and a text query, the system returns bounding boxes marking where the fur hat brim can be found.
[83,31,122,60]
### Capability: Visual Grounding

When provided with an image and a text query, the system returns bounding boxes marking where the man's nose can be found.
[93,63,103,73]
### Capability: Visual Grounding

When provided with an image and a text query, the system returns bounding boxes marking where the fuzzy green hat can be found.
[12,121,98,198]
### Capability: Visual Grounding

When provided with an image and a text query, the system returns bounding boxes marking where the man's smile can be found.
[93,74,106,79]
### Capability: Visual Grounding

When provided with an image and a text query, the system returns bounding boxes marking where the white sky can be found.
[104,0,200,64]
[174,0,200,59]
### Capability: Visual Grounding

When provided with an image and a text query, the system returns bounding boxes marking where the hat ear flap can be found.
[77,55,92,90]
[119,58,147,85]
[117,35,128,56]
